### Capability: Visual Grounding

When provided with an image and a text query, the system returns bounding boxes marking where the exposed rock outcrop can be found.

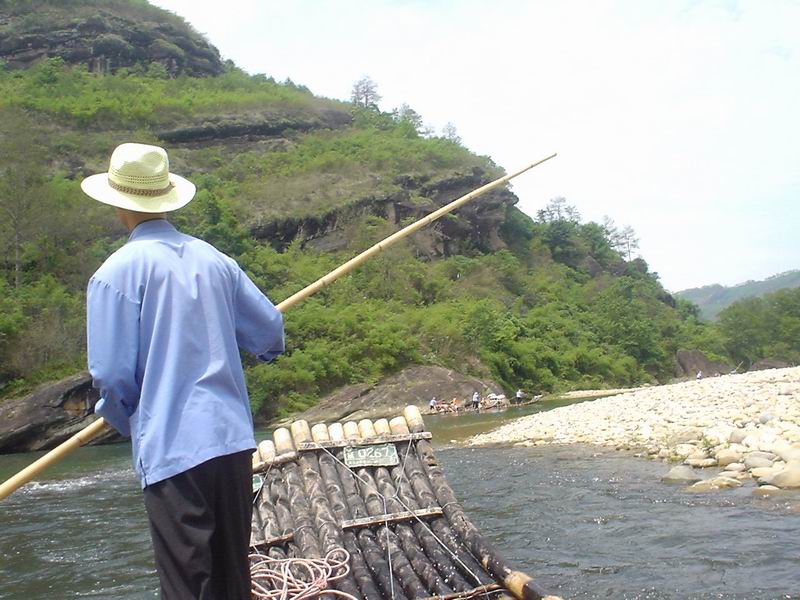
[0,372,119,453]
[674,350,732,379]
[255,168,518,257]
[157,109,352,144]
[0,2,223,76]
[272,365,502,426]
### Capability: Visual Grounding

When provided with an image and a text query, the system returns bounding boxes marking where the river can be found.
[1,400,798,599]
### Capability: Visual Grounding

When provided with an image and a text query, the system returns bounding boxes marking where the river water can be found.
[1,401,799,599]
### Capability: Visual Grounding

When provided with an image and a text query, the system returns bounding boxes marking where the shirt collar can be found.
[128,219,176,241]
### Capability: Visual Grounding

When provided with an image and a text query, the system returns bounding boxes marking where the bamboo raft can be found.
[249,405,561,600]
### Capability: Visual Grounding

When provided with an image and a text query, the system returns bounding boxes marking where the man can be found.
[82,143,284,599]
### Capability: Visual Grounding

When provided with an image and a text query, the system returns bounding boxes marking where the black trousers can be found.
[142,450,253,600]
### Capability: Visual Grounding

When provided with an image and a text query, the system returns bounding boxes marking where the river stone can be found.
[716,448,741,467]
[670,429,703,445]
[774,446,800,463]
[759,413,776,424]
[728,430,747,445]
[674,443,698,457]
[752,485,782,496]
[771,466,800,489]
[725,462,746,472]
[689,480,720,492]
[744,455,774,469]
[685,457,717,468]
[748,450,777,461]
[750,467,779,483]
[712,476,743,489]
[663,465,701,483]
[687,449,708,460]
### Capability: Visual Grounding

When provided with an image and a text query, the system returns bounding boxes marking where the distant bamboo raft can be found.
[250,406,562,600]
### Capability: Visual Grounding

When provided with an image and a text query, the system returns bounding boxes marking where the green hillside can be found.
[677,270,800,321]
[0,1,728,421]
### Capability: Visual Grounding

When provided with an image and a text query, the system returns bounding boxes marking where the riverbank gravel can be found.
[470,367,800,492]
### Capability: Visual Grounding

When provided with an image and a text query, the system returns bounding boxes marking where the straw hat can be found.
[81,143,195,213]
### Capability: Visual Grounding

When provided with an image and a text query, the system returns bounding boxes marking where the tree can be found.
[392,103,423,134]
[536,197,580,224]
[351,76,381,111]
[441,122,461,144]
[618,225,640,261]
[0,107,46,289]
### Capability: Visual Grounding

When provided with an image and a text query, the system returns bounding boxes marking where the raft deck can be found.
[250,405,561,600]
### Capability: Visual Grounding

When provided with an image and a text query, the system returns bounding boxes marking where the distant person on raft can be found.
[82,143,285,600]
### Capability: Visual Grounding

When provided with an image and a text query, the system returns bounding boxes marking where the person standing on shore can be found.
[81,143,285,599]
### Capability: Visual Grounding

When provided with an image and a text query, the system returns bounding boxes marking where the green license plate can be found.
[344,443,399,468]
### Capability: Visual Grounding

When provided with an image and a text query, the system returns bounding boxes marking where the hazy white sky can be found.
[153,0,799,291]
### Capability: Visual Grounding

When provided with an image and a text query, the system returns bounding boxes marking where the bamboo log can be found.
[359,419,453,597]
[403,407,556,600]
[388,417,491,590]
[329,422,420,600]
[326,421,407,598]
[290,421,363,599]
[386,419,473,593]
[310,424,384,600]
[269,429,325,563]
[262,459,297,560]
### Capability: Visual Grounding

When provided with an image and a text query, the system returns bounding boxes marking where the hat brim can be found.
[81,173,196,213]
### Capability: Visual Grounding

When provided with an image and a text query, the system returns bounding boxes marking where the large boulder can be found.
[674,350,732,379]
[0,372,119,453]
[274,365,503,426]
[749,358,791,372]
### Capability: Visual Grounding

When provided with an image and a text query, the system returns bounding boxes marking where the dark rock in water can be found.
[674,350,731,379]
[750,358,791,371]
[272,365,502,426]
[0,372,119,454]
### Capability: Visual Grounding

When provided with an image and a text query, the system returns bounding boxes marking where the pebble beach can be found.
[470,367,800,492]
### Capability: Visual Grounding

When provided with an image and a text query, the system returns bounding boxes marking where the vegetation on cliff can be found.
[0,1,792,421]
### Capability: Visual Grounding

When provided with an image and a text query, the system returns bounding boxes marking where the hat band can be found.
[108,179,175,197]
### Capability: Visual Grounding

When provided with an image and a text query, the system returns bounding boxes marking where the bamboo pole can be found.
[0,154,556,501]
[0,418,107,501]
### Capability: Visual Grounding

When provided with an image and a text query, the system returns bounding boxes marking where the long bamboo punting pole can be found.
[0,153,556,501]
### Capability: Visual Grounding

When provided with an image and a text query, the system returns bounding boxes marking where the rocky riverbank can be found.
[470,367,800,492]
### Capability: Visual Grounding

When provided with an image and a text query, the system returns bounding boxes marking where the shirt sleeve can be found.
[87,277,141,437]
[234,269,285,362]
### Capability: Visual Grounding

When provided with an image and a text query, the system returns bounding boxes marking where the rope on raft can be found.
[250,548,359,600]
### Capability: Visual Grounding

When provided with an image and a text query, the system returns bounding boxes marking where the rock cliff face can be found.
[253,168,518,257]
[0,2,223,76]
[0,372,119,453]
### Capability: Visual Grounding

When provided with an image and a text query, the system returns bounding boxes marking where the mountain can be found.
[677,270,800,321]
[0,0,720,428]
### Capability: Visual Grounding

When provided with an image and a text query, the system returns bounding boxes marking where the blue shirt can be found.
[87,219,284,488]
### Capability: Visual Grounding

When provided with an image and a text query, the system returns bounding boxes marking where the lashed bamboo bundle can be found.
[250,406,562,600]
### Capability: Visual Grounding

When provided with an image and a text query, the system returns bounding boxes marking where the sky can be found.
[152,0,799,292]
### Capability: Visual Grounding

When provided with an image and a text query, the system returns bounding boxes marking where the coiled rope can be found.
[250,547,359,600]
